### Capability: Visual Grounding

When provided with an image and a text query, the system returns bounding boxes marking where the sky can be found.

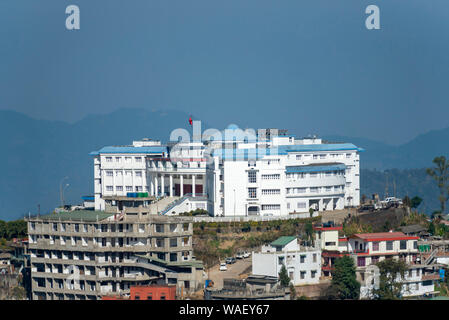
[1,0,449,145]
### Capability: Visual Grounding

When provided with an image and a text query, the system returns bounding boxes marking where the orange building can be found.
[131,285,176,300]
[102,285,176,300]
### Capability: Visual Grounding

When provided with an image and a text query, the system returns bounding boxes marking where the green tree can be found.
[410,196,423,209]
[289,283,297,300]
[278,264,291,287]
[372,259,407,300]
[426,156,449,213]
[304,222,314,246]
[0,220,6,238]
[326,256,360,300]
[309,208,314,218]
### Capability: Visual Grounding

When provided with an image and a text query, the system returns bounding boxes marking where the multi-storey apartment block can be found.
[27,210,204,300]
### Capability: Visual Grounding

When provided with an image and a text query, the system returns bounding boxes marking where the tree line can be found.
[0,219,27,240]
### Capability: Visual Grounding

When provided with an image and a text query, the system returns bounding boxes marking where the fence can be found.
[187,211,319,223]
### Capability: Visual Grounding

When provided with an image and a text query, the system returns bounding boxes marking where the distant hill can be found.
[0,108,201,221]
[360,168,440,215]
[1,109,448,220]
[324,130,449,170]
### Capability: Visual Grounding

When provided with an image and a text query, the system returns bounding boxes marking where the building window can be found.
[262,189,280,195]
[297,202,306,209]
[313,254,317,263]
[261,174,280,180]
[400,240,407,250]
[248,171,257,183]
[300,271,306,279]
[105,157,112,162]
[296,155,302,160]
[115,157,121,162]
[357,257,366,267]
[136,171,142,177]
[262,204,280,210]
[300,255,306,263]
[386,241,393,251]
[413,241,418,250]
[126,186,133,192]
[106,186,113,191]
[106,171,113,177]
[310,187,319,193]
[116,186,123,191]
[135,157,142,162]
[372,242,379,251]
[135,186,143,192]
[311,270,317,278]
[248,188,257,199]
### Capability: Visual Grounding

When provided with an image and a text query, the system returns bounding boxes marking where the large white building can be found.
[90,126,363,217]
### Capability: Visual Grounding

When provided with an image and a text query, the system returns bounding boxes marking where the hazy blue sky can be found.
[1,0,449,145]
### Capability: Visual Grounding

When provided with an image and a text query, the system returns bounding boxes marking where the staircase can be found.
[423,248,439,265]
[160,193,207,215]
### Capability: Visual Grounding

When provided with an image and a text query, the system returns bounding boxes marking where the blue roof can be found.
[286,164,346,173]
[89,146,168,156]
[211,143,363,160]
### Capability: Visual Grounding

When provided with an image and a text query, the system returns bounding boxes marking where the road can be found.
[206,257,252,289]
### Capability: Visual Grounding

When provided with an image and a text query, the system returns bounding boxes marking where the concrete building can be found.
[90,127,362,217]
[347,232,439,299]
[27,210,205,300]
[252,236,321,286]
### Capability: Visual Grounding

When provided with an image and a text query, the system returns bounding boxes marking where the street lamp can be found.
[60,176,69,207]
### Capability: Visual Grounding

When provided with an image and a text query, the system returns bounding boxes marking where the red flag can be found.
[189,116,193,126]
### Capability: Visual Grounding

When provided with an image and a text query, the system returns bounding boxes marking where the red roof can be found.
[351,232,419,242]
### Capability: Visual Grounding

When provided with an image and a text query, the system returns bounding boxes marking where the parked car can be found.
[236,252,244,259]
[226,257,236,264]
[219,263,227,271]
[243,251,251,258]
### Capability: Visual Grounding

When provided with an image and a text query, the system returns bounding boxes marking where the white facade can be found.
[206,134,362,217]
[252,237,321,286]
[91,128,362,216]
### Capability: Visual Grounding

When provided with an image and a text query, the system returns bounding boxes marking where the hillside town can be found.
[2,126,449,301]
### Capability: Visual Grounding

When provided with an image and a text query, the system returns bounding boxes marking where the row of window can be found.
[286,185,345,194]
[293,153,353,160]
[105,156,143,163]
[286,171,345,180]
[105,185,147,192]
[106,170,144,177]
[29,222,190,234]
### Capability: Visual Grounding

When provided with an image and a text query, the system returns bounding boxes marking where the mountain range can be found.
[1,108,448,220]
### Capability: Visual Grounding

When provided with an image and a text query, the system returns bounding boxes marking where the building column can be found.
[150,173,154,196]
[180,175,184,197]
[169,175,173,197]
[155,175,159,197]
[161,174,165,196]
[192,175,196,197]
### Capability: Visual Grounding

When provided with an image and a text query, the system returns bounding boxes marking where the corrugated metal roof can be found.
[270,236,296,247]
